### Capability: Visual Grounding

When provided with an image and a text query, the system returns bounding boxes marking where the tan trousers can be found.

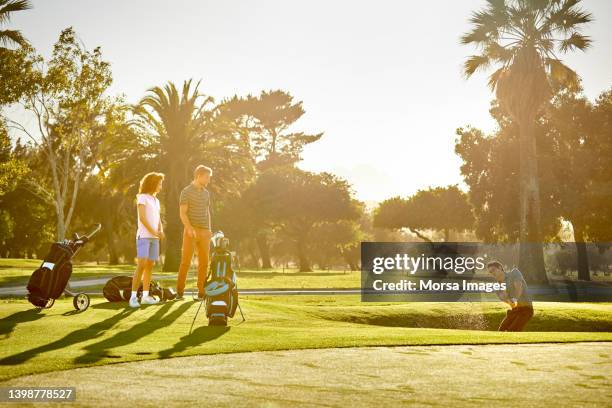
[177,227,212,296]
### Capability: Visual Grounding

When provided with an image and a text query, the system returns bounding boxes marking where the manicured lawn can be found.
[0,258,360,289]
[0,259,135,287]
[4,343,609,407]
[1,297,610,382]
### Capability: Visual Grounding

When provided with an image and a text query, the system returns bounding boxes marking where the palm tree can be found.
[0,0,31,49]
[134,79,214,271]
[461,0,592,283]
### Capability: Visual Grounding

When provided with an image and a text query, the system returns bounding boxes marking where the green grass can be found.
[0,259,136,287]
[1,296,611,382]
[4,342,608,407]
[0,258,360,289]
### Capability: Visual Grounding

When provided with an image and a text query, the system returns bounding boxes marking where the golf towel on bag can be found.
[27,243,75,307]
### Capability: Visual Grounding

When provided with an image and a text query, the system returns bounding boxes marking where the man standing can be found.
[487,260,534,331]
[176,165,213,299]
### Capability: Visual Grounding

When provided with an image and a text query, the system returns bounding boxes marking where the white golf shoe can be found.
[128,297,140,308]
[140,295,159,305]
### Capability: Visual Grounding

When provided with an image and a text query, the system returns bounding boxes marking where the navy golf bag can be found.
[203,232,240,326]
[27,224,101,311]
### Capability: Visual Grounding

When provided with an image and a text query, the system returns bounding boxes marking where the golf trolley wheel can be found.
[73,293,90,311]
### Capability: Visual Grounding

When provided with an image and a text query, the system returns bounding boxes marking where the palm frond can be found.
[545,58,579,88]
[0,0,31,25]
[462,8,503,46]
[460,26,491,46]
[487,67,505,90]
[0,28,27,47]
[546,0,589,32]
[463,55,491,77]
[559,32,591,52]
[485,41,513,63]
[537,38,555,54]
[561,9,593,28]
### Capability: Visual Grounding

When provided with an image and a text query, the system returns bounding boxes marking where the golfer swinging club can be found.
[487,260,534,331]
[176,165,213,299]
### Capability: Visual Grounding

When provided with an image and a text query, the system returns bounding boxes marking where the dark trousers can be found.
[498,306,534,332]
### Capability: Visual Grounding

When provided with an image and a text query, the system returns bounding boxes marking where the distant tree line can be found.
[0,22,368,272]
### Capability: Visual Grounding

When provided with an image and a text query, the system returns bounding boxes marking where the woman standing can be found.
[130,172,165,308]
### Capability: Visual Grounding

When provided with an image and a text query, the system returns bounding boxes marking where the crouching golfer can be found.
[176,165,213,299]
[130,172,165,308]
[487,260,534,331]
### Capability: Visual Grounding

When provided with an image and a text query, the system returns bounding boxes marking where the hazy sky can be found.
[11,0,612,202]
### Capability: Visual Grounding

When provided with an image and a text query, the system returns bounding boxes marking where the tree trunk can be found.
[55,204,66,241]
[572,221,590,281]
[341,247,359,271]
[297,237,312,272]
[517,119,547,284]
[163,165,185,272]
[248,244,261,269]
[256,232,272,269]
[102,199,119,265]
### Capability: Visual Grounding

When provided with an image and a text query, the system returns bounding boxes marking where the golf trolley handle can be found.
[85,223,102,240]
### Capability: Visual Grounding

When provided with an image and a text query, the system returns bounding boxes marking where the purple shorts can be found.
[136,238,159,261]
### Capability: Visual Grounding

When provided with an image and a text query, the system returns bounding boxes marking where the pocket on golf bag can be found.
[205,279,238,318]
[27,263,72,301]
[27,290,49,308]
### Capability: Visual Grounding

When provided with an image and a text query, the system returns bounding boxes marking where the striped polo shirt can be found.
[179,183,211,229]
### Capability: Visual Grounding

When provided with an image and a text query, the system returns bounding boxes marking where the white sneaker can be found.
[129,297,140,308]
[140,295,159,305]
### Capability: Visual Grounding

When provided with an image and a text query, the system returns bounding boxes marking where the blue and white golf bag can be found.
[204,232,239,326]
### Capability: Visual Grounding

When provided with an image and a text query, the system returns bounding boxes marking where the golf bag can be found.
[102,276,176,302]
[27,224,101,311]
[203,231,239,326]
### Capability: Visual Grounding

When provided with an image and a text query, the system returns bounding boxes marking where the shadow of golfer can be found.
[91,302,134,310]
[74,302,192,365]
[0,309,45,340]
[158,325,230,359]
[0,308,135,366]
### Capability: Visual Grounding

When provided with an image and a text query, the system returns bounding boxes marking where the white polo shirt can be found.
[136,193,160,239]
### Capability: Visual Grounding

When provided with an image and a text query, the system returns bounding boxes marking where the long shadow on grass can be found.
[92,302,134,310]
[0,309,45,339]
[74,302,192,364]
[158,325,229,358]
[0,308,135,365]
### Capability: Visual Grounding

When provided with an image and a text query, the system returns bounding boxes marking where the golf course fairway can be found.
[1,296,611,384]
[2,342,610,407]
